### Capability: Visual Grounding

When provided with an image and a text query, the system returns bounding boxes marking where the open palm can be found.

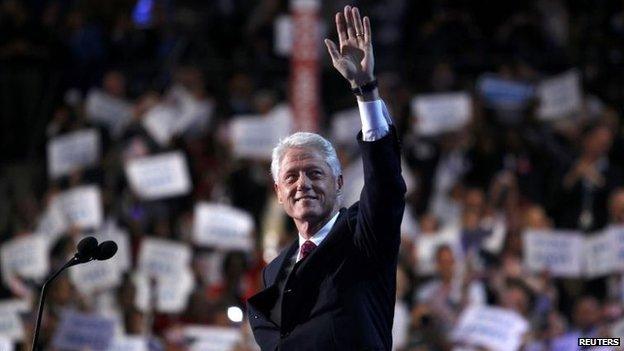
[325,6,375,88]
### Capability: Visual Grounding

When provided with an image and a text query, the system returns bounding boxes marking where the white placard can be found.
[58,185,103,229]
[193,203,254,251]
[184,326,242,351]
[125,151,192,200]
[0,337,13,351]
[134,268,195,313]
[584,231,616,278]
[230,104,293,159]
[138,238,191,280]
[415,229,461,275]
[476,74,534,111]
[107,335,148,351]
[341,158,416,208]
[274,15,293,56]
[523,230,584,277]
[330,108,360,145]
[0,234,49,281]
[142,87,214,146]
[609,226,624,272]
[411,92,472,136]
[536,70,582,120]
[0,301,24,341]
[142,105,178,146]
[85,89,133,136]
[36,201,68,243]
[70,258,121,294]
[52,310,116,351]
[47,129,100,178]
[167,85,214,136]
[452,306,528,351]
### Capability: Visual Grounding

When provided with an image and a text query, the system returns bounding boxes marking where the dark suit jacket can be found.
[247,130,406,350]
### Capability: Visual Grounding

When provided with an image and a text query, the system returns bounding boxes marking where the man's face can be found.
[274,147,342,227]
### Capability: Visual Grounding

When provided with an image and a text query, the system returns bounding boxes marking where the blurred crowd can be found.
[1,0,624,350]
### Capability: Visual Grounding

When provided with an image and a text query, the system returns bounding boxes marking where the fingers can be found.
[324,39,341,63]
[363,16,372,44]
[353,7,365,44]
[343,5,357,41]
[336,13,348,47]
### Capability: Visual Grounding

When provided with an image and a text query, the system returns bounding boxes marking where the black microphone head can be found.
[76,236,98,260]
[95,241,118,261]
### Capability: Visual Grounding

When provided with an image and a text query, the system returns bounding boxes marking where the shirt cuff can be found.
[357,99,393,141]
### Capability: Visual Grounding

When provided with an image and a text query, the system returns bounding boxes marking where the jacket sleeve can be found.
[352,126,407,263]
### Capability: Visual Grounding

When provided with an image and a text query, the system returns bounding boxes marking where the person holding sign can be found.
[247,6,406,350]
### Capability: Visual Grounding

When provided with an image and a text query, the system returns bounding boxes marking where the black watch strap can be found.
[351,80,378,96]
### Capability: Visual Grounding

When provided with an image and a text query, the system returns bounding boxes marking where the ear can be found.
[274,183,283,204]
[336,175,343,193]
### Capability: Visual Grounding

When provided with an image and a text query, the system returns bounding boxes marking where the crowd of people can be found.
[1,0,624,350]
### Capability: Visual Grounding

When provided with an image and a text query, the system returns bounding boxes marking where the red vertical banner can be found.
[290,0,320,132]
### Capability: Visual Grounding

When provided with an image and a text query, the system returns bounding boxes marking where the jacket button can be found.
[281,332,290,338]
[284,288,293,293]
[253,315,258,319]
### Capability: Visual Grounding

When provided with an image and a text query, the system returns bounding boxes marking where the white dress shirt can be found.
[295,98,392,260]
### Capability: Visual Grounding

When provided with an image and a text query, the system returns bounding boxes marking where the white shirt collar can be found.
[296,211,340,261]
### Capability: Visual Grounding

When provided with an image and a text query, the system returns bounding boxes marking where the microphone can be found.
[75,236,99,262]
[31,236,117,350]
[94,241,118,261]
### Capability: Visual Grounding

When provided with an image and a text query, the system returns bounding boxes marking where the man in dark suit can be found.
[247,6,406,350]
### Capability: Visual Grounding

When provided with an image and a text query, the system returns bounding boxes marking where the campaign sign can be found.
[609,226,624,272]
[452,306,528,351]
[230,105,293,159]
[85,89,132,136]
[0,301,25,341]
[52,310,115,351]
[167,85,215,136]
[184,326,242,351]
[411,92,472,136]
[134,268,195,313]
[274,15,293,56]
[477,74,534,111]
[70,259,121,294]
[36,201,68,242]
[536,70,582,121]
[193,203,254,251]
[0,234,49,281]
[125,151,192,200]
[584,231,616,278]
[142,105,178,146]
[138,238,191,280]
[107,335,148,351]
[523,230,583,277]
[415,229,460,276]
[330,108,360,145]
[48,129,100,178]
[59,185,103,229]
[0,337,13,351]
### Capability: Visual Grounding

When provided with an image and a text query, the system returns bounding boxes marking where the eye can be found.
[309,170,323,179]
[284,174,296,183]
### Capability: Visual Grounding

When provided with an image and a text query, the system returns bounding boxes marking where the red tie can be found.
[299,240,317,261]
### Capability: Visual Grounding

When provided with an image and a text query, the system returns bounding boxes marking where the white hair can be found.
[271,132,342,183]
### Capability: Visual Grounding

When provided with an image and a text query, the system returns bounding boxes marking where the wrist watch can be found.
[351,80,378,96]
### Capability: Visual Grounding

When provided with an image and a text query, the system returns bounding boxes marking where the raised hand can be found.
[324,6,375,89]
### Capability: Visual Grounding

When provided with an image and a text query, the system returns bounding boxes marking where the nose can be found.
[296,172,311,190]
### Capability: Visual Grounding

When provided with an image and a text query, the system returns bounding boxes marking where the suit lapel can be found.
[266,240,298,286]
[294,208,348,276]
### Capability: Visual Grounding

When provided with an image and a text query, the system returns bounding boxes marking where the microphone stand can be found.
[31,256,91,351]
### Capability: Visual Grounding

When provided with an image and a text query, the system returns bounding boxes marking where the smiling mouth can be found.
[295,196,317,202]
